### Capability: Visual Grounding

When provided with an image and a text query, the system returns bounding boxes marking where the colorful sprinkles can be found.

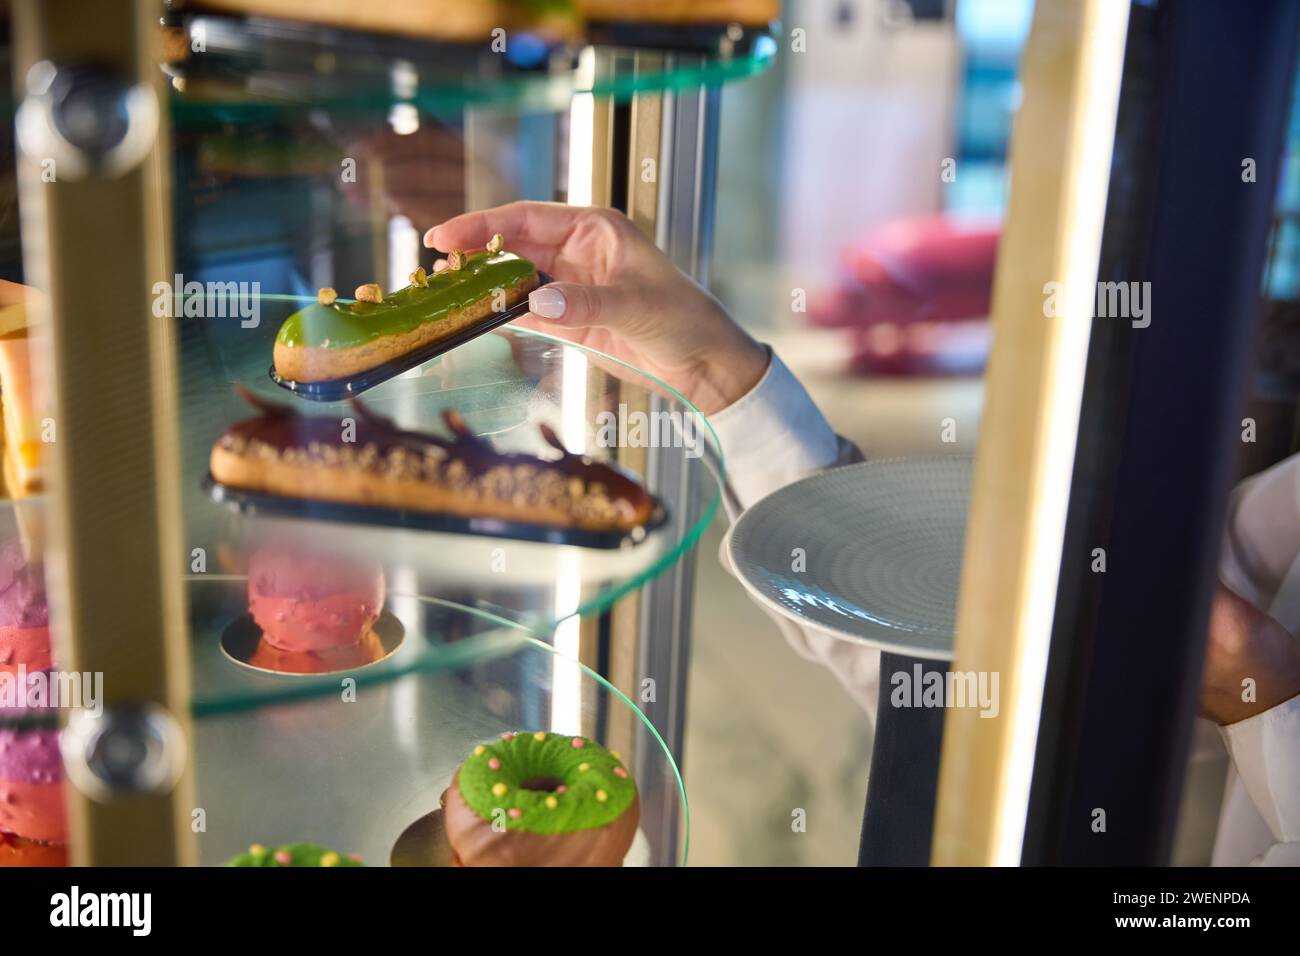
[226,843,365,867]
[457,731,636,836]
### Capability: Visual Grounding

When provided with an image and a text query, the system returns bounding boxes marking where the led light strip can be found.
[549,46,598,732]
[992,0,1131,866]
[933,0,1132,866]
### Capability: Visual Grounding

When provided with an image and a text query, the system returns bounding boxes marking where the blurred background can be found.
[687,0,1023,866]
[688,0,1300,865]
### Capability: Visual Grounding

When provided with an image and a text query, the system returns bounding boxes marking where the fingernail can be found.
[529,286,566,320]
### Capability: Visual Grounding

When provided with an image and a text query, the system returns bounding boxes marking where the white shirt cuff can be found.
[708,348,841,511]
[1219,456,1300,617]
[1219,692,1300,843]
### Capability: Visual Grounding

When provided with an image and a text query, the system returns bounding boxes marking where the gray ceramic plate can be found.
[727,457,971,661]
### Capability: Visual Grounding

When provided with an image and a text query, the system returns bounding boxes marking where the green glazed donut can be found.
[225,843,364,867]
[455,731,636,835]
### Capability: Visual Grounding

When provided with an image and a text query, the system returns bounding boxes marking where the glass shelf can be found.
[1,309,722,725]
[180,305,724,634]
[166,11,777,122]
[186,574,527,716]
[193,636,689,866]
[3,578,688,866]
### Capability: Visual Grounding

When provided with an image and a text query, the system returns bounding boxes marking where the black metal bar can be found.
[1022,0,1300,865]
[859,652,947,866]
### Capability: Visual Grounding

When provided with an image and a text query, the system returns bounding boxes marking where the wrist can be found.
[692,335,769,416]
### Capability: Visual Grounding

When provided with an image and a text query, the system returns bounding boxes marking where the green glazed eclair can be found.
[273,238,539,383]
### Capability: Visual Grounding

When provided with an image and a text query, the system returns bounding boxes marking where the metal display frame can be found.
[11,0,196,866]
[930,0,1132,866]
[633,75,722,865]
[580,50,722,866]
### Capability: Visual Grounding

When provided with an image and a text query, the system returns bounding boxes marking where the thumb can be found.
[526,282,631,329]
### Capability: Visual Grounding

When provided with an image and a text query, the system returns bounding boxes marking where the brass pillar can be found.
[12,0,195,866]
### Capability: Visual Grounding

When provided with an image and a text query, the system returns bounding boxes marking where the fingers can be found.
[418,240,564,277]
[527,281,629,329]
[424,201,583,254]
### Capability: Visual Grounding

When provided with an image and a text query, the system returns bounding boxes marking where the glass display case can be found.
[10,0,1293,879]
[1,0,775,866]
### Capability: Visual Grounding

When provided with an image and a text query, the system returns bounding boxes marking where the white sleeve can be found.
[708,348,844,515]
[1217,693,1300,860]
[1214,451,1300,865]
[709,346,879,714]
[1219,454,1300,625]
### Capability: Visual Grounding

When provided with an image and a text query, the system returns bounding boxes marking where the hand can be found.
[1200,585,1300,725]
[424,201,769,415]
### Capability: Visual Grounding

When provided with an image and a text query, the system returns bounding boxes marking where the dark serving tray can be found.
[204,474,668,551]
[268,273,550,402]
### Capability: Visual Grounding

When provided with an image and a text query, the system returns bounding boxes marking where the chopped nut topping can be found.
[447,250,467,271]
[445,459,469,489]
[409,266,429,288]
[251,440,280,462]
[384,447,423,480]
[354,283,383,304]
[421,448,446,479]
[486,233,504,255]
[317,287,338,306]
[480,465,515,498]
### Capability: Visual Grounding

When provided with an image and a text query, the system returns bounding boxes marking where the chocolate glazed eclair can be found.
[209,387,656,533]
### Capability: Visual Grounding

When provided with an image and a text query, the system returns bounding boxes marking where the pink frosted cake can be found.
[247,546,385,654]
[0,538,50,678]
[0,727,66,846]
